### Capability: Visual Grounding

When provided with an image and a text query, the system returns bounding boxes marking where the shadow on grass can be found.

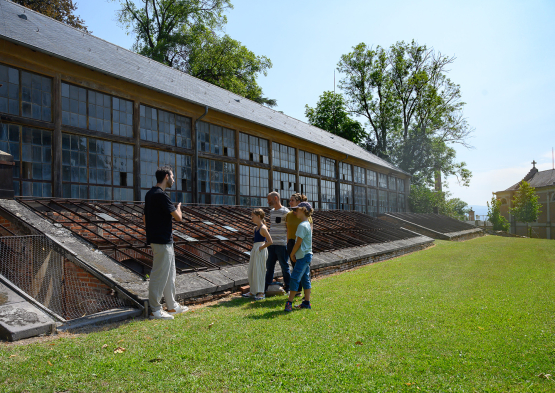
[207,295,288,310]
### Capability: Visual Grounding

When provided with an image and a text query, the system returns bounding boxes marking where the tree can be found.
[408,184,469,220]
[510,181,542,237]
[13,0,90,32]
[114,0,276,107]
[487,195,509,232]
[304,91,366,144]
[337,40,472,188]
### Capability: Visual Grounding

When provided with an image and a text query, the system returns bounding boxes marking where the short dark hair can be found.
[155,165,173,183]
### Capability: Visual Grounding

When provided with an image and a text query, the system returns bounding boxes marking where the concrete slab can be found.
[197,270,234,291]
[0,301,55,341]
[59,308,143,332]
[0,282,25,306]
[220,265,249,286]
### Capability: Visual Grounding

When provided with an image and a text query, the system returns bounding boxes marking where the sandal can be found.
[254,294,265,301]
[241,292,255,298]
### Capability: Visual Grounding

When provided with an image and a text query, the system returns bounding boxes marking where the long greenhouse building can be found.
[0,0,410,213]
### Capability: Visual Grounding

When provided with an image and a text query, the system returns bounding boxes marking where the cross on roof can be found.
[532,160,537,168]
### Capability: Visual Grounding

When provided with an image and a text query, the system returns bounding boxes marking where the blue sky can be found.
[75,0,555,210]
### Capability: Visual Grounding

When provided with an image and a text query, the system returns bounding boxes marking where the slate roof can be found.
[0,0,408,176]
[505,168,555,191]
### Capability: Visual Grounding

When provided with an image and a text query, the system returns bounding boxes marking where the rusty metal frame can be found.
[15,198,418,276]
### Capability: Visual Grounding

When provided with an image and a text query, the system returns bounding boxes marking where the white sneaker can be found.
[167,304,189,315]
[149,309,174,320]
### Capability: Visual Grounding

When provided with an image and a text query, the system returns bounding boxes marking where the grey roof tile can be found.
[0,0,408,175]
[506,168,555,191]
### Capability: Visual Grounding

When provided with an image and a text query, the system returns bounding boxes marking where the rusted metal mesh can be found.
[385,212,477,234]
[0,235,134,321]
[16,198,419,277]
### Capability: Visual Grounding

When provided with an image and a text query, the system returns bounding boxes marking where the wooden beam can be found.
[52,73,62,197]
[133,101,141,201]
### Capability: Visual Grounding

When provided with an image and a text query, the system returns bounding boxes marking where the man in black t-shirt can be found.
[143,165,187,320]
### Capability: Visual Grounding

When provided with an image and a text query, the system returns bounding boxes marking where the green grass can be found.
[2,236,555,392]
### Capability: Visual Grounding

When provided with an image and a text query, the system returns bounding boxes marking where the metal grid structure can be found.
[0,235,135,320]
[383,212,477,234]
[16,198,419,277]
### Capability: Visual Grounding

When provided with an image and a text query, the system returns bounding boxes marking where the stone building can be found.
[0,0,409,212]
[495,161,555,239]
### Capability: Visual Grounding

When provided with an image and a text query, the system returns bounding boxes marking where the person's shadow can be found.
[207,296,289,320]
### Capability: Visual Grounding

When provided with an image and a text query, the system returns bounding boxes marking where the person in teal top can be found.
[285,202,314,312]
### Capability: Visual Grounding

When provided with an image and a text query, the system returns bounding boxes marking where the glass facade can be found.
[1,126,52,197]
[240,165,269,206]
[321,156,336,178]
[340,183,352,210]
[299,176,318,209]
[198,159,236,205]
[0,63,409,212]
[339,163,352,182]
[272,142,295,170]
[321,180,336,210]
[273,171,296,206]
[354,186,366,213]
[0,64,20,116]
[299,150,318,175]
[239,133,268,164]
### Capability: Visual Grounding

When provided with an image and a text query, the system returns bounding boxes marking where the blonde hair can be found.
[296,206,313,218]
[252,208,265,220]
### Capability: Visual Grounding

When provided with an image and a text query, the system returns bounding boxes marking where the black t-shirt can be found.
[143,186,176,245]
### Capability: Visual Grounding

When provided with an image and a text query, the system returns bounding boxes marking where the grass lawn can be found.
[1,235,555,392]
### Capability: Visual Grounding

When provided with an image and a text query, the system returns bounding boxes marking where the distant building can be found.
[495,161,555,239]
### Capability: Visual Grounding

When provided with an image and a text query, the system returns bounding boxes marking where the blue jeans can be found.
[289,253,312,292]
[265,245,291,292]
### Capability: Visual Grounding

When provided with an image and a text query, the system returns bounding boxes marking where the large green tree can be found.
[487,195,510,232]
[510,181,542,237]
[408,184,469,220]
[304,91,366,144]
[114,0,276,106]
[337,40,472,188]
[13,0,90,32]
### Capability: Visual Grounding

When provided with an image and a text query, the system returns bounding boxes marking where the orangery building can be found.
[0,0,410,212]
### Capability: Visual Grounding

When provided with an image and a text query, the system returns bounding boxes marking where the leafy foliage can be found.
[304,91,366,144]
[337,40,472,188]
[510,181,542,237]
[487,195,510,232]
[114,0,276,106]
[13,0,90,32]
[408,184,469,219]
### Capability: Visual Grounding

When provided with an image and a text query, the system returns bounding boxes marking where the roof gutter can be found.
[194,106,209,203]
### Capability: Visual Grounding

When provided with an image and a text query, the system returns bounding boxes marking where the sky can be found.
[75,0,555,211]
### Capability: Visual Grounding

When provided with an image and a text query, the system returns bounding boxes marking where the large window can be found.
[339,163,352,182]
[0,65,52,122]
[62,83,87,129]
[354,166,365,184]
[321,180,336,210]
[367,170,377,187]
[240,165,269,206]
[176,115,192,149]
[113,143,133,201]
[272,142,295,170]
[397,178,405,193]
[389,176,397,191]
[378,190,388,214]
[398,194,406,212]
[175,154,193,203]
[62,134,87,199]
[321,156,336,178]
[89,139,112,200]
[239,133,268,164]
[299,150,318,175]
[368,188,377,216]
[140,148,192,202]
[198,159,236,205]
[0,125,52,197]
[197,121,235,157]
[273,171,296,206]
[340,183,352,210]
[378,173,388,189]
[88,90,111,133]
[299,176,318,209]
[389,192,397,212]
[140,147,158,196]
[354,186,366,213]
[112,97,133,138]
[0,64,20,116]
[140,105,158,142]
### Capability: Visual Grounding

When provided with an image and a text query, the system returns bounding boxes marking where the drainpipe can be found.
[194,106,209,204]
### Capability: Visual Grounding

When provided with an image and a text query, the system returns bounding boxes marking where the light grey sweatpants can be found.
[149,243,178,312]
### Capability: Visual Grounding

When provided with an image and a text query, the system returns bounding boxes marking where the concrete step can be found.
[58,307,144,332]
